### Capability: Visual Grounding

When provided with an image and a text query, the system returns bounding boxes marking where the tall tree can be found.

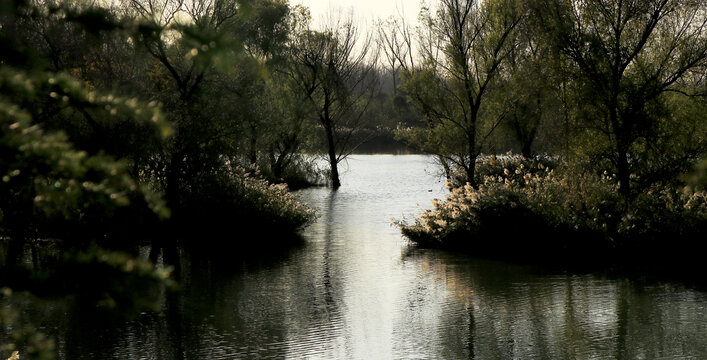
[286,9,378,188]
[124,0,293,209]
[489,5,564,158]
[396,0,522,186]
[263,69,318,181]
[125,0,236,208]
[535,0,707,198]
[377,16,414,96]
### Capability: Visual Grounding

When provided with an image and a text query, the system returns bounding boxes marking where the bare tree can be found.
[286,8,379,188]
[393,0,522,187]
[377,15,416,96]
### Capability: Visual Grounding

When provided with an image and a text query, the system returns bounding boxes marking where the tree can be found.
[215,0,294,168]
[1,3,175,358]
[123,0,299,214]
[124,0,239,209]
[377,16,416,97]
[262,70,319,181]
[395,0,522,187]
[1,0,162,179]
[534,0,707,198]
[286,9,379,188]
[489,8,563,158]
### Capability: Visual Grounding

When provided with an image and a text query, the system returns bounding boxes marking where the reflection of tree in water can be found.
[271,189,347,357]
[164,245,297,358]
[615,279,629,360]
[0,239,309,359]
[4,210,707,359]
[321,190,340,322]
[137,190,348,358]
[407,252,707,360]
[0,242,178,359]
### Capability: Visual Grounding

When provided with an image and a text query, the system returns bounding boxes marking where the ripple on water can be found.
[5,155,707,360]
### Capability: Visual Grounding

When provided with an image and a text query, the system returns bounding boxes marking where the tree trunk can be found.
[325,125,341,188]
[521,142,533,159]
[273,155,284,179]
[467,131,477,188]
[322,90,341,188]
[166,151,182,215]
[609,94,631,200]
[249,135,257,165]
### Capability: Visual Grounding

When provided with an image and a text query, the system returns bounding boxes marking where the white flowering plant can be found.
[231,165,316,230]
[183,162,316,236]
[395,154,707,258]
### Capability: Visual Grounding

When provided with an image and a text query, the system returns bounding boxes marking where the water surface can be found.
[5,155,707,359]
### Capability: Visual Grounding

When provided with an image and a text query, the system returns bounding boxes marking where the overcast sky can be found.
[291,0,423,33]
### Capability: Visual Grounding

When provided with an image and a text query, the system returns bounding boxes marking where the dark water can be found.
[5,155,707,359]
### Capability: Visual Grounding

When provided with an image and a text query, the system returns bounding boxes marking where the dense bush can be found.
[230,165,316,230]
[177,163,315,241]
[449,152,559,187]
[395,154,707,263]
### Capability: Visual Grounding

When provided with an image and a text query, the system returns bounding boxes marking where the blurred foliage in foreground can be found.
[0,0,313,358]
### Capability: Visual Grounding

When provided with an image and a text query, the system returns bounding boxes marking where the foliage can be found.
[0,289,54,360]
[448,153,559,187]
[686,158,707,190]
[0,21,173,360]
[394,0,706,262]
[230,166,315,229]
[258,154,325,190]
[395,154,707,261]
[0,245,174,360]
[0,2,173,358]
[394,0,523,185]
[253,68,322,185]
[531,0,707,198]
[181,161,315,227]
[0,70,170,241]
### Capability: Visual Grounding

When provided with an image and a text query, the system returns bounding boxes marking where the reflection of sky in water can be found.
[290,155,450,359]
[5,155,707,359]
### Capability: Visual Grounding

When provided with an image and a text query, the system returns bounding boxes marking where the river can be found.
[5,155,707,359]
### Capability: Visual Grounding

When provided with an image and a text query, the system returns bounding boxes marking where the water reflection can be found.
[405,250,707,359]
[3,155,707,359]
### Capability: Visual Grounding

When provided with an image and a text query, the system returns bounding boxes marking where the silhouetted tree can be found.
[286,9,379,188]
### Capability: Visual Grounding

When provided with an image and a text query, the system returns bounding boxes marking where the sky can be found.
[290,0,423,34]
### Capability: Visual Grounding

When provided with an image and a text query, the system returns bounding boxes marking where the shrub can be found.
[231,165,316,230]
[395,154,707,263]
[0,72,169,242]
[448,152,559,188]
[177,163,315,242]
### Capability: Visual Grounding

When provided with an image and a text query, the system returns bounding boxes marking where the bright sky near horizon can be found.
[291,0,423,33]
